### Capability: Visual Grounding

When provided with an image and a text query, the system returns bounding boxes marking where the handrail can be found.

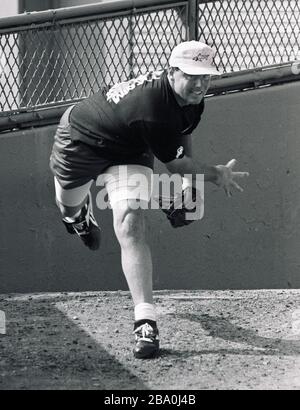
[1,62,299,132]
[0,0,185,30]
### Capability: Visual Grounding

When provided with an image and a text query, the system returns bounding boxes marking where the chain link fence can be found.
[198,0,300,72]
[0,1,188,114]
[0,0,299,123]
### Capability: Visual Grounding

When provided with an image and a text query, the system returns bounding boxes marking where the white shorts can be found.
[55,164,153,209]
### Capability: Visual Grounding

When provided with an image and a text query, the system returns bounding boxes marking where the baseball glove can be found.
[158,187,201,228]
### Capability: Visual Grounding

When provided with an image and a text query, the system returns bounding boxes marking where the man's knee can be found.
[114,208,146,244]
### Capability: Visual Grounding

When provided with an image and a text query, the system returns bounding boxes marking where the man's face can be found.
[169,69,211,105]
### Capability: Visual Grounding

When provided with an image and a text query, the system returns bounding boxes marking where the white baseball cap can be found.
[169,41,221,76]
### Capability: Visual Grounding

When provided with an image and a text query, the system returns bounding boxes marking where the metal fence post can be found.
[187,0,198,40]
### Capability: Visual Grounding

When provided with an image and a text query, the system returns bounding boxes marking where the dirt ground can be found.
[0,289,300,390]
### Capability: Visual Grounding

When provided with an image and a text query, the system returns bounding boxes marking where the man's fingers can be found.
[231,180,243,192]
[224,185,232,197]
[219,160,249,197]
[232,171,250,178]
[226,159,237,169]
[225,159,250,177]
[224,180,244,196]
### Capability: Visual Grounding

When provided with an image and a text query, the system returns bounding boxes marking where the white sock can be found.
[134,303,156,322]
[64,209,81,223]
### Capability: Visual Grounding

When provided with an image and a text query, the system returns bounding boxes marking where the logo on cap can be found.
[192,52,211,62]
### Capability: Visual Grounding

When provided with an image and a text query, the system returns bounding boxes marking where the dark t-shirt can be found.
[69,70,204,163]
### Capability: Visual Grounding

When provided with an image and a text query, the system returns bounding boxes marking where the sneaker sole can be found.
[81,226,101,251]
[133,343,159,359]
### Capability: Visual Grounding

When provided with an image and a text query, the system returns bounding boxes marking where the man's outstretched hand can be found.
[215,159,249,197]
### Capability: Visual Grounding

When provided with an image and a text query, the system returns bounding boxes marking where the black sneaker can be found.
[62,193,101,251]
[133,322,159,359]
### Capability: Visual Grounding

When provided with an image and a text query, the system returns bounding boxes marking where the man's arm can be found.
[165,134,218,183]
[165,136,249,196]
[165,155,218,183]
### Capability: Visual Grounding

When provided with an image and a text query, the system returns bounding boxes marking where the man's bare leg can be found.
[112,199,159,359]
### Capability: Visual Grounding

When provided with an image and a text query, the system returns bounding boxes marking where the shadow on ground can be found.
[1,290,300,390]
[161,312,300,358]
[0,295,146,390]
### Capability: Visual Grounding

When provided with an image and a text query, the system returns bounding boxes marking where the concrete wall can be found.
[1,81,300,293]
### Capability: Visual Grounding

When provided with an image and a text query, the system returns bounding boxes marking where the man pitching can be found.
[50,41,249,359]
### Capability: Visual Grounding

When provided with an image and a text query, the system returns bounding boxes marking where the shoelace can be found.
[134,323,157,343]
[72,205,90,235]
[69,195,99,236]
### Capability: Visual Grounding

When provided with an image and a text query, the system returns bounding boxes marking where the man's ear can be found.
[168,66,177,81]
